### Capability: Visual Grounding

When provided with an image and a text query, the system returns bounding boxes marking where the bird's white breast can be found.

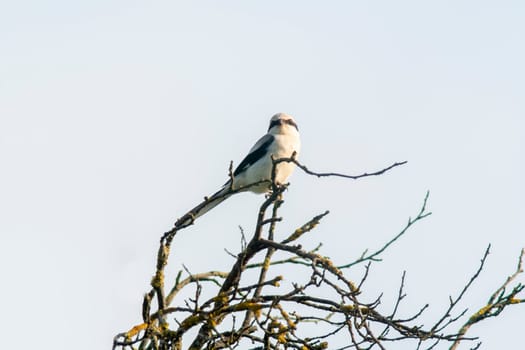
[233,130,300,193]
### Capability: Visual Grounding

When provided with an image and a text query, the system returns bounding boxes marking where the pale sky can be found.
[1,1,524,349]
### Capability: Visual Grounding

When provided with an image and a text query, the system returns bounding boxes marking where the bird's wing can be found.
[189,133,273,223]
[233,133,275,176]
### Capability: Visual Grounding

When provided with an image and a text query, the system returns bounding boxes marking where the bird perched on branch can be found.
[186,113,301,222]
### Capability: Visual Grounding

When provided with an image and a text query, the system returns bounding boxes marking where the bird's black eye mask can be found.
[268,119,299,132]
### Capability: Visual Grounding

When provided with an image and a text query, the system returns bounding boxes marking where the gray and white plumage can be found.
[190,113,301,221]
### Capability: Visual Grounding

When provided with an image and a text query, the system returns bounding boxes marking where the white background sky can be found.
[1,1,523,349]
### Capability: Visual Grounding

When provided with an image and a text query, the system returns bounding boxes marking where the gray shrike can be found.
[190,113,301,221]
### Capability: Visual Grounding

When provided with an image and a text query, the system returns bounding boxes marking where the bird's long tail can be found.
[178,184,232,226]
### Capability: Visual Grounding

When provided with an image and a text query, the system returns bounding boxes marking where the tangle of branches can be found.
[113,158,524,350]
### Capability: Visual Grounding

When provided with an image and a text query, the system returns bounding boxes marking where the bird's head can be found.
[267,113,299,135]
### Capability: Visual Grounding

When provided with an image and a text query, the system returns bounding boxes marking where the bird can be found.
[184,113,301,223]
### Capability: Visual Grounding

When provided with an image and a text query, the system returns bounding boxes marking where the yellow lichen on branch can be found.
[468,304,492,323]
[282,211,329,244]
[125,323,148,339]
